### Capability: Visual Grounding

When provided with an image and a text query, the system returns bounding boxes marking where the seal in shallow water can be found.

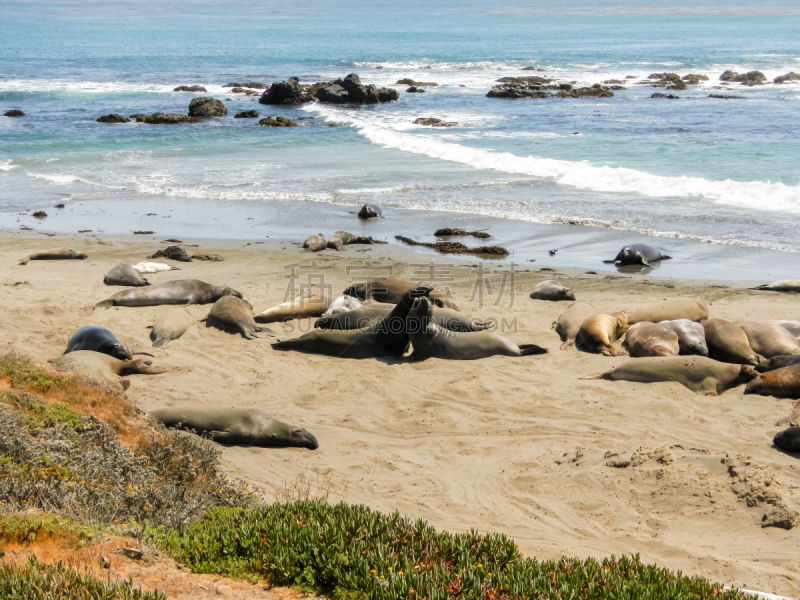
[50,350,165,392]
[741,322,800,359]
[553,302,597,350]
[623,322,680,357]
[203,295,275,339]
[530,280,575,301]
[20,248,87,265]
[149,308,194,348]
[603,243,671,267]
[702,318,762,365]
[150,407,318,449]
[96,279,241,308]
[104,263,150,287]
[357,203,383,219]
[657,319,708,356]
[343,277,458,310]
[575,312,628,356]
[66,326,133,360]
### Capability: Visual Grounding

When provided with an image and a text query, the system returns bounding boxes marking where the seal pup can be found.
[303,234,327,252]
[741,322,800,359]
[702,319,763,365]
[744,363,800,398]
[406,296,546,360]
[756,355,800,374]
[66,326,133,360]
[104,263,150,287]
[316,303,491,332]
[553,302,597,349]
[96,279,241,308]
[203,295,275,339]
[132,261,180,273]
[20,248,87,265]
[150,407,318,449]
[773,427,800,453]
[272,286,432,359]
[357,203,383,219]
[603,243,671,267]
[657,319,708,356]
[327,231,374,250]
[50,351,165,392]
[575,312,628,356]
[752,280,800,292]
[627,298,708,324]
[530,280,575,301]
[149,308,194,348]
[582,356,756,396]
[256,291,331,323]
[343,277,458,310]
[770,321,800,337]
[623,322,680,357]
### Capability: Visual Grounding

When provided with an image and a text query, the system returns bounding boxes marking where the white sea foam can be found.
[0,160,17,172]
[0,78,232,96]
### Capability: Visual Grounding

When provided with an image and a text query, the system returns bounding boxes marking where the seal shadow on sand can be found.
[612,263,659,275]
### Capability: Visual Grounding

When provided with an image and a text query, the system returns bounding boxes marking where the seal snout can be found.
[295,428,319,450]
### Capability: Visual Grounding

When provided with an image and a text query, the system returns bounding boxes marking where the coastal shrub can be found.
[161,501,745,600]
[0,555,164,600]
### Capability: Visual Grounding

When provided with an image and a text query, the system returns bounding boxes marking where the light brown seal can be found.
[343,277,458,310]
[553,302,597,349]
[96,279,241,308]
[256,291,332,323]
[202,296,275,339]
[575,312,628,356]
[303,234,327,252]
[744,363,800,398]
[741,321,800,359]
[530,280,576,301]
[752,280,800,292]
[770,321,800,337]
[623,322,680,357]
[702,318,763,365]
[149,308,194,348]
[626,297,708,324]
[49,350,165,392]
[20,248,87,265]
[327,231,374,250]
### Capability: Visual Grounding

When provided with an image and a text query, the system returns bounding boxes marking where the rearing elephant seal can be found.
[66,326,133,360]
[343,277,458,310]
[702,319,763,365]
[626,298,708,325]
[104,263,150,287]
[553,302,597,349]
[741,322,800,359]
[530,280,575,302]
[150,407,318,449]
[575,312,628,356]
[303,234,327,252]
[744,363,800,399]
[623,322,679,357]
[149,308,194,348]
[406,296,547,360]
[96,279,241,308]
[603,243,671,267]
[203,295,275,339]
[657,319,708,356]
[50,351,166,392]
[20,248,87,265]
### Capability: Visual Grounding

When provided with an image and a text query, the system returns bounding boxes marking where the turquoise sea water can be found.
[1,0,799,267]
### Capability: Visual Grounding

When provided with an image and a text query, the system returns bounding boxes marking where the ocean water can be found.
[1,0,799,276]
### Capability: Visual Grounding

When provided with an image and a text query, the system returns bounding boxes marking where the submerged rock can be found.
[774,72,800,84]
[396,79,438,87]
[223,82,267,89]
[96,113,130,123]
[173,85,207,92]
[413,117,458,127]
[406,86,425,93]
[258,116,297,127]
[682,74,709,84]
[651,93,680,99]
[134,113,203,124]
[188,97,227,117]
[3,109,25,117]
[556,85,614,98]
[487,87,551,99]
[720,70,766,85]
[646,73,687,90]
[708,94,746,100]
[234,110,260,119]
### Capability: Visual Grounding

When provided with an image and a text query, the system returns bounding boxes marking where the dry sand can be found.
[1,231,799,596]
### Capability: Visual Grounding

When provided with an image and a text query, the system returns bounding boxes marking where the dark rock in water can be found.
[487,87,551,99]
[33,211,47,219]
[191,253,224,262]
[556,86,614,98]
[133,230,154,234]
[173,85,207,92]
[625,75,637,79]
[259,77,310,105]
[406,86,425,93]
[774,427,800,453]
[413,118,457,127]
[651,93,680,99]
[223,82,267,89]
[720,70,766,85]
[396,79,438,87]
[774,72,800,84]
[358,203,383,219]
[395,236,509,258]
[3,110,25,117]
[234,110,260,119]
[682,74,709,84]
[521,66,545,71]
[316,73,399,104]
[496,76,553,85]
[709,94,746,100]
[150,245,191,262]
[96,113,130,123]
[55,204,65,209]
[434,228,491,239]
[646,73,687,90]
[188,97,227,117]
[229,87,248,94]
[558,83,572,90]
[137,113,203,124]
[609,85,627,90]
[258,116,297,127]
[129,113,147,121]
[602,79,624,84]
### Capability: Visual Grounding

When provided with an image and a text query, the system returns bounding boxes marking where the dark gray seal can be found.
[315,304,490,332]
[343,277,458,310]
[96,279,241,308]
[66,326,133,360]
[357,203,383,219]
[303,234,327,252]
[774,427,800,453]
[756,355,800,373]
[603,243,671,267]
[530,280,575,301]
[202,295,275,339]
[151,407,318,449]
[20,248,87,265]
[104,263,150,287]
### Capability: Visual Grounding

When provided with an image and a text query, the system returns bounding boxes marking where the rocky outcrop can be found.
[609,85,627,90]
[413,118,457,127]
[406,86,425,93]
[259,77,310,105]
[315,74,399,104]
[132,113,203,124]
[173,85,207,93]
[556,84,614,98]
[774,72,800,84]
[258,116,297,127]
[150,245,191,262]
[96,114,130,123]
[496,75,554,85]
[708,94,746,100]
[3,110,25,117]
[720,70,766,85]
[223,82,267,89]
[651,93,679,99]
[396,79,438,87]
[234,110,260,119]
[646,73,687,90]
[521,66,545,71]
[681,74,709,84]
[602,79,624,84]
[487,87,550,99]
[188,97,227,117]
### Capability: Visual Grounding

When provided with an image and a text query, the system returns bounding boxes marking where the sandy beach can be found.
[1,229,799,596]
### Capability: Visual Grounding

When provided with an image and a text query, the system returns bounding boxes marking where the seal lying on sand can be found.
[575,312,628,356]
[744,363,800,398]
[530,280,575,301]
[323,295,363,315]
[303,234,327,252]
[50,350,165,392]
[582,356,756,396]
[203,296,276,339]
[623,322,680,357]
[603,243,671,267]
[104,263,150,287]
[771,321,800,337]
[327,231,374,250]
[131,261,180,273]
[741,322,800,359]
[752,280,800,292]
[149,308,194,348]
[657,319,708,356]
[151,407,318,449]
[553,302,597,349]
[773,427,800,453]
[20,248,87,265]
[406,296,546,360]
[316,303,490,332]
[343,277,458,310]
[96,279,241,308]
[66,326,133,360]
[626,298,708,324]
[272,286,432,358]
[357,203,383,219]
[703,319,763,365]
[256,292,331,323]
[756,355,800,373]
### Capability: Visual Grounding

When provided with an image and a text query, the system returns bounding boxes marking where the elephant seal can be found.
[603,243,671,267]
[66,326,133,360]
[149,308,194,348]
[773,427,800,453]
[744,363,800,398]
[327,231,374,250]
[316,303,490,332]
[343,277,458,310]
[770,321,800,337]
[582,356,756,396]
[575,312,628,356]
[702,319,763,365]
[104,263,150,287]
[323,295,363,315]
[756,355,800,373]
[623,322,680,357]
[741,322,800,359]
[20,248,87,265]
[406,296,547,360]
[530,280,575,302]
[553,302,597,349]
[657,319,708,356]
[131,261,180,273]
[203,295,275,339]
[627,298,708,325]
[303,234,327,252]
[96,279,241,308]
[272,286,432,359]
[357,203,383,219]
[151,407,318,449]
[50,351,165,392]
[256,291,331,323]
[752,280,800,292]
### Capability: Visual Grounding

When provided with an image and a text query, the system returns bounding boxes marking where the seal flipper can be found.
[661,254,672,260]
[518,343,548,356]
[255,326,278,337]
[602,259,616,264]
